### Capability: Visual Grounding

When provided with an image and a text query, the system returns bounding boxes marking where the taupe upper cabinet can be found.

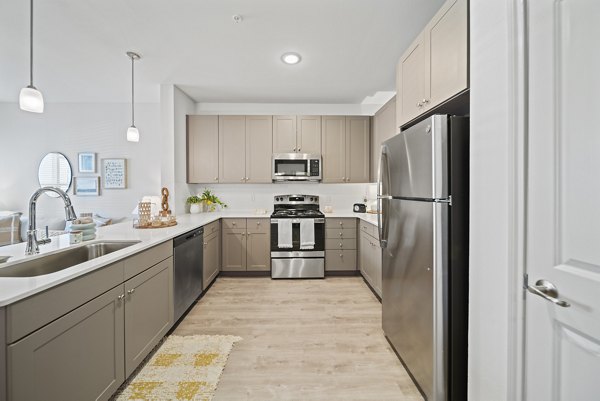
[297,116,322,154]
[346,117,370,183]
[219,116,246,184]
[245,116,273,183]
[273,115,322,154]
[273,115,297,153]
[322,116,370,183]
[396,0,468,128]
[187,115,219,183]
[322,116,346,183]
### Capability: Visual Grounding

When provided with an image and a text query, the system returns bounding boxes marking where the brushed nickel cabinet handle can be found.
[117,294,125,301]
[127,288,135,295]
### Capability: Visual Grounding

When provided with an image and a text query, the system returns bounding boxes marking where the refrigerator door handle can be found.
[377,145,390,248]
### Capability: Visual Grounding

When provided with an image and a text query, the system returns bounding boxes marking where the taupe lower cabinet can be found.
[222,218,270,272]
[5,242,174,401]
[8,285,125,401]
[396,0,468,128]
[124,257,173,377]
[325,218,357,271]
[273,115,322,154]
[322,116,370,183]
[203,221,221,287]
[359,221,382,297]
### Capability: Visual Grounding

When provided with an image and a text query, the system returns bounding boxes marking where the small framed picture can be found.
[78,152,96,173]
[73,176,100,196]
[102,158,127,189]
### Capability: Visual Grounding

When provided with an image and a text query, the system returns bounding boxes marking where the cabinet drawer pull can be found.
[127,288,135,295]
[339,253,343,257]
[214,177,218,181]
[339,243,343,247]
[117,294,125,301]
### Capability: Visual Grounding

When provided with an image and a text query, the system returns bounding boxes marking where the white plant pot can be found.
[190,204,201,214]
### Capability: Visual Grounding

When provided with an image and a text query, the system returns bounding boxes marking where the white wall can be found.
[469,0,518,400]
[0,102,161,223]
[185,183,372,212]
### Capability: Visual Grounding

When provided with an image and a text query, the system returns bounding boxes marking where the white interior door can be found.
[525,1,600,400]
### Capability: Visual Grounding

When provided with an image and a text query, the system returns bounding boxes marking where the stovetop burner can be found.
[271,194,324,218]
[271,209,324,218]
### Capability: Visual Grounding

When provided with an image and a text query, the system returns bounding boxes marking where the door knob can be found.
[214,177,218,181]
[117,294,125,301]
[526,279,570,307]
[298,147,301,151]
[127,288,135,295]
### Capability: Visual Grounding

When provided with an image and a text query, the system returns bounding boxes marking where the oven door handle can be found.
[271,218,325,224]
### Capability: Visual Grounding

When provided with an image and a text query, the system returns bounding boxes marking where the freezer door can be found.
[382,115,449,199]
[382,198,448,400]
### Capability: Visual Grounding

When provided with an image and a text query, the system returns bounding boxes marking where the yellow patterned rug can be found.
[113,335,242,401]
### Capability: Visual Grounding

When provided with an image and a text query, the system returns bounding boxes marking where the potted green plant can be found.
[186,195,202,214]
[199,189,227,212]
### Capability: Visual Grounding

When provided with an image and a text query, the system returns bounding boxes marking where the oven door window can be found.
[274,160,308,177]
[271,221,325,251]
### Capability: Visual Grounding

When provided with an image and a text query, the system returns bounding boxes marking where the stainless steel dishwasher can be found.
[173,227,203,321]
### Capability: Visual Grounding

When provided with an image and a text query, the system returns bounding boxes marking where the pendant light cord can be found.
[131,55,135,127]
[29,0,33,87]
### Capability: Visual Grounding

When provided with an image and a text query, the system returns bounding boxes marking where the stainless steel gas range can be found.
[270,195,325,278]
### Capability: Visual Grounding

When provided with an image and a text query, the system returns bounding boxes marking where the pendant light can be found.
[126,51,141,142]
[19,0,44,113]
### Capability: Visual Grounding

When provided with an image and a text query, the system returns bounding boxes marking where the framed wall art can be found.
[73,176,100,196]
[102,158,127,189]
[78,152,96,173]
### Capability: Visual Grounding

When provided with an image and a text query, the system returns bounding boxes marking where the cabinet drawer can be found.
[247,218,269,234]
[222,218,247,229]
[124,241,172,280]
[325,228,357,239]
[204,220,220,235]
[325,218,357,229]
[6,261,125,343]
[325,250,357,271]
[325,238,357,250]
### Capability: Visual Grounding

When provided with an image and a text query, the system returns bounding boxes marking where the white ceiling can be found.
[0,0,444,104]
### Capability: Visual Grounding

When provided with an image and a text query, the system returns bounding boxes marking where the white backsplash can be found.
[186,183,376,212]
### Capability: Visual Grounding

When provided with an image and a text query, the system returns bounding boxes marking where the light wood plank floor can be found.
[173,276,423,401]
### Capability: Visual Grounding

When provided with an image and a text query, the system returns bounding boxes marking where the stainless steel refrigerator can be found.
[378,115,468,401]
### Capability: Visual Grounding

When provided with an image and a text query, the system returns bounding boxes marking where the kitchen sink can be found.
[0,241,140,278]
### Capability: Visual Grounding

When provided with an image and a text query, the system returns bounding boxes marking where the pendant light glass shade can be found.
[20,0,44,113]
[127,126,139,142]
[19,85,44,113]
[126,51,141,142]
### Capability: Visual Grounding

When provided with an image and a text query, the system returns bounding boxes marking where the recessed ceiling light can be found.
[281,52,301,65]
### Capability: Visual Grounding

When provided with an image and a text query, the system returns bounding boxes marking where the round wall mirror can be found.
[38,152,73,197]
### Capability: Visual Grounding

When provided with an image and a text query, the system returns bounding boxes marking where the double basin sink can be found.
[0,241,140,278]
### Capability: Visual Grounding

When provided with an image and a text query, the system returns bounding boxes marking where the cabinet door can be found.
[273,115,297,153]
[124,258,174,377]
[345,116,370,183]
[359,231,372,284]
[321,116,346,183]
[187,115,219,184]
[372,97,397,182]
[8,285,125,401]
[246,116,273,183]
[297,115,322,154]
[427,0,468,109]
[398,32,430,125]
[219,116,246,183]
[222,228,246,271]
[203,231,220,287]
[372,241,382,298]
[246,231,271,271]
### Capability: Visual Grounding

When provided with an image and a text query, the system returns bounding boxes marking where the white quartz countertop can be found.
[0,209,379,306]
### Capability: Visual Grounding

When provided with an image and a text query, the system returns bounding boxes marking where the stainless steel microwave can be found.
[272,153,322,182]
